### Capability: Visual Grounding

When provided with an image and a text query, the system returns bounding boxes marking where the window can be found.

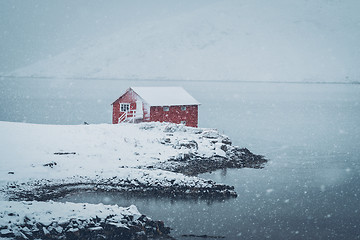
[181,106,186,111]
[120,103,130,112]
[163,106,169,111]
[180,121,186,125]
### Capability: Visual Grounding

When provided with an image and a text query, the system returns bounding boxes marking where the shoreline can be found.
[0,122,267,239]
[4,147,266,202]
[0,201,171,240]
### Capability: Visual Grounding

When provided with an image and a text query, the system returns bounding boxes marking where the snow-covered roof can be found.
[131,87,200,106]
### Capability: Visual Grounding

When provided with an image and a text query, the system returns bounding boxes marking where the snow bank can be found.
[0,201,140,227]
[1,121,252,200]
[0,201,169,239]
[0,121,228,181]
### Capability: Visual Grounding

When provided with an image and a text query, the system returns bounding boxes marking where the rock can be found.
[163,123,187,133]
[175,140,198,150]
[53,152,76,155]
[43,162,57,168]
[0,229,14,238]
[220,144,228,152]
[155,146,267,176]
[201,130,220,139]
[221,137,232,145]
[42,227,50,235]
[89,226,103,231]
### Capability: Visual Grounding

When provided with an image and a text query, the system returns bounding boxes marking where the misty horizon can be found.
[1,0,360,82]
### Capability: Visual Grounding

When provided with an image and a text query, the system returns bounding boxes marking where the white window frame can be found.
[181,106,186,111]
[120,103,130,112]
[163,106,170,112]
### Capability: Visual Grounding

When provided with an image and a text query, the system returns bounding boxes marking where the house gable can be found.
[112,88,150,124]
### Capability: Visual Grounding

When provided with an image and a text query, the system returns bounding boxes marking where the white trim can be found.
[120,103,130,112]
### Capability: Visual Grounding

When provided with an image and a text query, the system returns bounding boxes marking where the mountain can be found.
[11,0,360,82]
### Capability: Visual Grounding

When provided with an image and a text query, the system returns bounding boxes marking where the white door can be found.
[135,100,143,119]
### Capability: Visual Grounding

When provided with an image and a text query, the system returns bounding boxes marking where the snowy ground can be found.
[1,121,232,181]
[0,121,266,238]
[0,122,240,199]
[0,121,265,200]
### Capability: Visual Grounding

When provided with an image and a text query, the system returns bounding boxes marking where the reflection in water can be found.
[60,151,360,239]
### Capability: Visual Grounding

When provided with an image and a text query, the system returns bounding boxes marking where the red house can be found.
[112,87,200,127]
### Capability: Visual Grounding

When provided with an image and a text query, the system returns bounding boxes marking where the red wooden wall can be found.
[150,105,198,128]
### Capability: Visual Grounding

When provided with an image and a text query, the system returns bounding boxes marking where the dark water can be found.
[1,78,360,239]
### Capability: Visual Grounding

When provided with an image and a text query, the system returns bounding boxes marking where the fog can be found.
[0,0,215,73]
[1,0,359,82]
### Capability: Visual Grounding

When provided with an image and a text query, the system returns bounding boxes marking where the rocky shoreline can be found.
[0,201,171,240]
[1,146,266,239]
[4,145,266,202]
[5,176,237,202]
[0,122,268,239]
[0,214,170,240]
[154,148,266,176]
[4,136,266,202]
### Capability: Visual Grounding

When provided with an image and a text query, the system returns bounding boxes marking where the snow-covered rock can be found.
[0,201,170,239]
[0,121,266,200]
[4,169,237,201]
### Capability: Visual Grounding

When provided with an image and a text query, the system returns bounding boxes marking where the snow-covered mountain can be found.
[11,0,360,82]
